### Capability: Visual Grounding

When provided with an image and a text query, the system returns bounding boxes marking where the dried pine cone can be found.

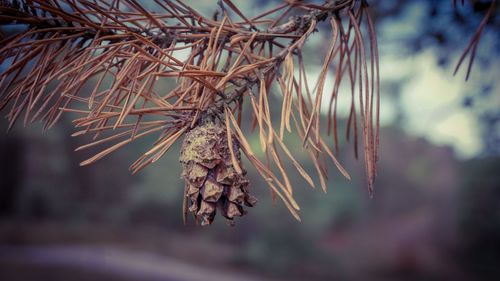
[179,119,257,226]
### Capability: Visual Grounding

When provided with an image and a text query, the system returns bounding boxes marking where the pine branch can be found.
[0,0,381,224]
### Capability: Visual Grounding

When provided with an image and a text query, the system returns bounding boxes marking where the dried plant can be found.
[0,0,491,225]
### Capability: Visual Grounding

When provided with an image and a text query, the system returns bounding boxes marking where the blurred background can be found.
[0,1,499,280]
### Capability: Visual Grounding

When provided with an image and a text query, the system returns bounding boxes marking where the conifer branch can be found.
[0,0,380,223]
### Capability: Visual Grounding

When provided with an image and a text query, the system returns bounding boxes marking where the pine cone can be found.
[180,120,257,226]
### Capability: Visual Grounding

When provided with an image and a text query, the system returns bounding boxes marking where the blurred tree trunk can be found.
[0,132,23,216]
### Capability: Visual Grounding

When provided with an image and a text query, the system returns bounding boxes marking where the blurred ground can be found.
[0,228,273,281]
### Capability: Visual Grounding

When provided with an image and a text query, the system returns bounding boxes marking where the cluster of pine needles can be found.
[0,0,493,222]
